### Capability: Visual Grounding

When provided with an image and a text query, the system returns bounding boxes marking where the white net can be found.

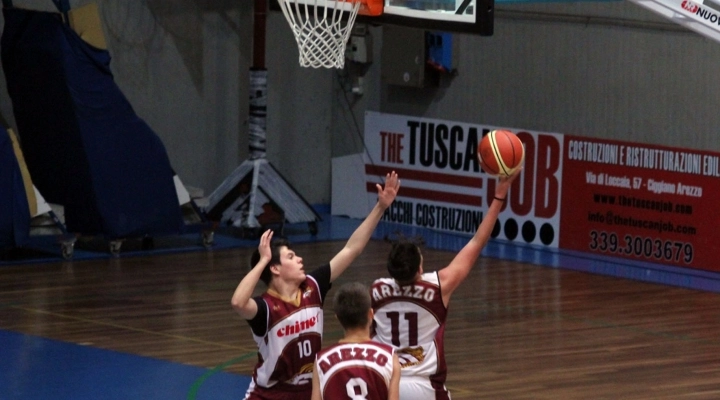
[278,0,361,69]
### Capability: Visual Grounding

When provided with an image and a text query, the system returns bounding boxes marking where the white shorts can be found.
[399,375,451,400]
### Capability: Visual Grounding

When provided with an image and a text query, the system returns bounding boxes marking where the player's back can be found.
[315,341,395,400]
[370,272,448,378]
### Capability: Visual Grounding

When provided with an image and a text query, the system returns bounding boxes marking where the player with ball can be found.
[371,130,523,400]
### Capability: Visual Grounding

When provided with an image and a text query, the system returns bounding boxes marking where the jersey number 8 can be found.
[346,377,369,400]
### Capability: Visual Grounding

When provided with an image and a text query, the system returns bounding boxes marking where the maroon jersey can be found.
[244,266,331,400]
[315,341,395,400]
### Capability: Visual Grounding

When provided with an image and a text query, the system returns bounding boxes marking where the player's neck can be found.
[268,280,301,303]
[338,328,371,344]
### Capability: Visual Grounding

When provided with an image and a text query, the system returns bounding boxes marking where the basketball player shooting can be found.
[231,171,400,400]
[311,282,401,400]
[370,167,522,400]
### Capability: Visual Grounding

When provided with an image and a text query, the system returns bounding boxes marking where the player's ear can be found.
[270,264,281,276]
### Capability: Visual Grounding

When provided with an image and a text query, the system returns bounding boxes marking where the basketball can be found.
[477,130,525,177]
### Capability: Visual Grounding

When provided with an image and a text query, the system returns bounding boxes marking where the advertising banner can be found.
[629,0,720,45]
[363,111,564,248]
[561,135,716,271]
[361,111,718,272]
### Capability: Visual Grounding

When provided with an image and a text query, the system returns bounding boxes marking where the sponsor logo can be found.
[397,346,426,368]
[682,0,699,12]
[285,365,313,386]
[681,0,720,25]
[276,315,318,337]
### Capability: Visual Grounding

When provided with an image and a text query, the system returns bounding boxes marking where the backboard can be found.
[271,0,494,36]
[367,0,494,35]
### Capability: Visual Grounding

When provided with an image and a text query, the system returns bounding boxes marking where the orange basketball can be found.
[477,130,525,177]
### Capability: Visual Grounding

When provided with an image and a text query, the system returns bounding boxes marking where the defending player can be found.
[231,171,400,400]
[311,282,400,400]
[371,169,521,400]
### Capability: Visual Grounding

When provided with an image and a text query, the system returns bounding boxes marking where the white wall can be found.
[381,2,720,152]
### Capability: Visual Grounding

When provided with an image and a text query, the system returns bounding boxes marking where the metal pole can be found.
[249,0,268,159]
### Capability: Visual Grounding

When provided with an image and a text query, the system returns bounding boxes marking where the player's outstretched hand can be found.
[257,229,273,264]
[376,171,400,209]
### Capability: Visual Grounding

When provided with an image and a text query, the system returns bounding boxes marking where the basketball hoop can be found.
[277,0,379,69]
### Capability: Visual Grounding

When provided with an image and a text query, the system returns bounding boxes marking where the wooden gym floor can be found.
[2,214,720,399]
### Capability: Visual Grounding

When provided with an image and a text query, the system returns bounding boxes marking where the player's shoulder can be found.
[371,277,396,286]
[365,340,395,354]
[419,271,440,286]
[307,264,330,283]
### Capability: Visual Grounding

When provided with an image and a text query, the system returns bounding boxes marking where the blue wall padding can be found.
[1,7,183,238]
[0,128,30,249]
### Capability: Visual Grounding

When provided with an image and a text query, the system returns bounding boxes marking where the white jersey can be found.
[371,272,449,397]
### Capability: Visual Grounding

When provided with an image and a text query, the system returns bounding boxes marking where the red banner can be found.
[559,135,717,271]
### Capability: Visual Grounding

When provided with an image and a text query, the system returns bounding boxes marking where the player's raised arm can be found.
[231,229,273,319]
[328,171,400,282]
[438,168,521,305]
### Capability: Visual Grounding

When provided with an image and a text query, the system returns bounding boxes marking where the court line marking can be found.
[186,353,256,400]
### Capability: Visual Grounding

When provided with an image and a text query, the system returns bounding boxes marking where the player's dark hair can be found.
[385,234,423,284]
[334,282,372,330]
[250,237,290,286]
